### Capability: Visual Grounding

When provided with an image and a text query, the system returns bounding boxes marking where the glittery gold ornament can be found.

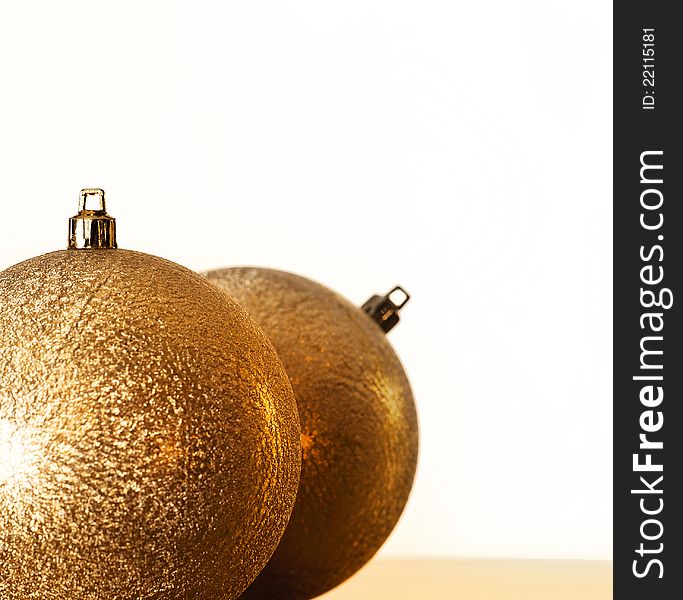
[0,191,301,600]
[204,268,418,600]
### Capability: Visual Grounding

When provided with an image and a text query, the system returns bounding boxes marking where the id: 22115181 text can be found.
[642,29,655,110]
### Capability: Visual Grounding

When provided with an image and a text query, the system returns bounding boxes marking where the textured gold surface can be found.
[204,268,418,600]
[0,251,301,600]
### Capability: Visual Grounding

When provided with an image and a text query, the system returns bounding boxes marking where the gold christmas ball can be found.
[204,267,418,600]
[0,192,301,600]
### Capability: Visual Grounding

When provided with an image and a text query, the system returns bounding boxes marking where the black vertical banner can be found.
[614,3,681,598]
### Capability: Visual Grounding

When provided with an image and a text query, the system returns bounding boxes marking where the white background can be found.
[0,1,612,560]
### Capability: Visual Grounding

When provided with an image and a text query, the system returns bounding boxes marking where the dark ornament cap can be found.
[362,286,410,333]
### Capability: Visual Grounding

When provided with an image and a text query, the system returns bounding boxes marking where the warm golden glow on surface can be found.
[322,558,613,599]
[0,419,36,484]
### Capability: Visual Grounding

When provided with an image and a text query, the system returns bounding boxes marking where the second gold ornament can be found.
[205,267,419,600]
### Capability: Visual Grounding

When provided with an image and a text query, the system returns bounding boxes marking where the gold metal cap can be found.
[361,286,410,333]
[68,188,117,249]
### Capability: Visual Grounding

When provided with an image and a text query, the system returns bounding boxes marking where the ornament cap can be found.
[361,286,410,333]
[68,188,117,249]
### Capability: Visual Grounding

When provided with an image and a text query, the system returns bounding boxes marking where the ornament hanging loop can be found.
[68,188,117,249]
[362,286,410,333]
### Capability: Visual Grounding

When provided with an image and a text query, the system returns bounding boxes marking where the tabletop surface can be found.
[321,558,613,599]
